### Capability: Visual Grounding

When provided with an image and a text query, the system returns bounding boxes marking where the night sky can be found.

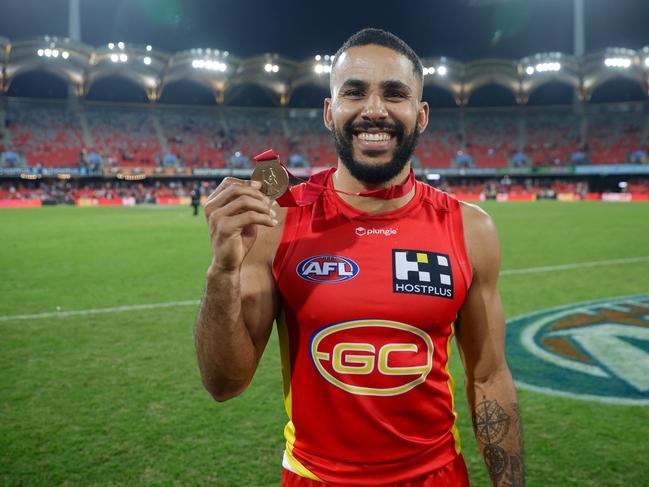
[1,0,648,106]
[1,0,648,61]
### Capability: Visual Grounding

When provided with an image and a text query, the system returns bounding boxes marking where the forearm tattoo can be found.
[473,399,525,487]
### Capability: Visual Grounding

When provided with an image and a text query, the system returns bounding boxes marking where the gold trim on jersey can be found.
[445,321,462,454]
[277,311,322,481]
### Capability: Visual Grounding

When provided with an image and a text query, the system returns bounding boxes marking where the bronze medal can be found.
[251,158,289,200]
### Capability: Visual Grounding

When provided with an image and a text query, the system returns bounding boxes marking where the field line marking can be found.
[500,255,649,276]
[0,300,200,322]
[1,255,648,323]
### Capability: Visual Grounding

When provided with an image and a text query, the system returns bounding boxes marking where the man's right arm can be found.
[194,178,280,402]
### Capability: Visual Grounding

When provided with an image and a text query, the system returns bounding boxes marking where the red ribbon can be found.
[253,149,415,207]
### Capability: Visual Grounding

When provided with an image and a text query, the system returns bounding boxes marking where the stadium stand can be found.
[3,98,646,171]
[5,98,83,167]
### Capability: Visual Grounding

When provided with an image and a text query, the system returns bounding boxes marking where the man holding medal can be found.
[195,28,524,487]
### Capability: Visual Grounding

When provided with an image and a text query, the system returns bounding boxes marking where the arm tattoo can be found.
[473,399,510,445]
[474,399,525,487]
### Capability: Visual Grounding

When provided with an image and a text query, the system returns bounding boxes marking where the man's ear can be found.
[417,101,429,134]
[323,98,333,131]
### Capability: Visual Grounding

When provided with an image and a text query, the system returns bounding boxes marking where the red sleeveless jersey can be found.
[272,170,472,486]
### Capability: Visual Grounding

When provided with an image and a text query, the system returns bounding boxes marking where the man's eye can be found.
[385,91,405,99]
[344,90,364,97]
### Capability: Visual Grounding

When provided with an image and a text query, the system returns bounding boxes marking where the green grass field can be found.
[1,202,648,486]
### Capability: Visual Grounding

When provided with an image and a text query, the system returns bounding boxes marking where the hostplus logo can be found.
[355,227,398,237]
[507,295,649,405]
[392,249,453,299]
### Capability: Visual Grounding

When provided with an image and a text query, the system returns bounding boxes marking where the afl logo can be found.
[296,255,359,283]
[507,294,649,405]
[310,319,434,396]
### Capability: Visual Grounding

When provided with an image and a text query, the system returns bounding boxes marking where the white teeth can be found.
[357,132,391,141]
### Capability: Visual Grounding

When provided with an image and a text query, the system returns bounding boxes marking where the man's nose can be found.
[361,93,387,120]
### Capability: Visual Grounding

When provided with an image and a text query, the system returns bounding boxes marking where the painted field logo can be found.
[296,255,359,283]
[310,319,433,396]
[507,295,649,405]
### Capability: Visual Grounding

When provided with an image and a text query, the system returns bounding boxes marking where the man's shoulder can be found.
[459,201,500,274]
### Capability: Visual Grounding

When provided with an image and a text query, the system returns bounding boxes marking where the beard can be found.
[331,119,420,185]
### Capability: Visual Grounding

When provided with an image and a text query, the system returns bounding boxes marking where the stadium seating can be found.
[3,98,648,170]
[6,99,83,166]
[84,105,162,167]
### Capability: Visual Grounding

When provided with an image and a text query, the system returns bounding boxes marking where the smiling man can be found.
[195,28,524,486]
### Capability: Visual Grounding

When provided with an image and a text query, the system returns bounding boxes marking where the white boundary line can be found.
[1,255,648,323]
[0,300,199,322]
[500,255,649,276]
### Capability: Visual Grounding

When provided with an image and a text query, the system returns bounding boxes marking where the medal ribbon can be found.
[253,149,415,207]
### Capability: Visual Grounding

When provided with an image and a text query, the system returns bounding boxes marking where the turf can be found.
[1,202,648,486]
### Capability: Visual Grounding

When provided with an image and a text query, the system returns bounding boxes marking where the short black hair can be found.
[332,28,424,84]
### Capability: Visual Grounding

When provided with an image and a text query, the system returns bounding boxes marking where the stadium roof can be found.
[1,36,648,105]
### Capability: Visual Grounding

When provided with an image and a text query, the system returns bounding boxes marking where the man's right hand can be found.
[204,178,277,273]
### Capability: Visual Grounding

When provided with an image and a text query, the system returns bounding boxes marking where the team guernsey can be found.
[272,170,473,486]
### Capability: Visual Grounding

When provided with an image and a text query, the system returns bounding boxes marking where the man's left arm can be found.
[456,203,524,487]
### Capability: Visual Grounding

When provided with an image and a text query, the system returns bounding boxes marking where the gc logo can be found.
[310,319,434,396]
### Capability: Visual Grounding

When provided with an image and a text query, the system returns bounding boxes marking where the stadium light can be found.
[315,54,321,61]
[44,48,52,57]
[146,45,152,52]
[62,51,69,60]
[604,57,632,68]
[525,66,535,75]
[314,64,323,74]
[535,62,561,72]
[117,41,125,50]
[110,53,119,63]
[437,65,448,76]
[119,53,128,62]
[143,56,151,65]
[52,49,60,58]
[108,42,114,49]
[264,63,279,73]
[37,49,44,56]
[645,58,649,68]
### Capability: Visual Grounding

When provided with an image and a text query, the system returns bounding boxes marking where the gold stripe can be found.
[277,312,322,481]
[445,321,462,454]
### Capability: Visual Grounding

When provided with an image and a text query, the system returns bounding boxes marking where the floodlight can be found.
[272,65,279,73]
[645,58,649,68]
[143,56,151,65]
[108,42,114,49]
[110,53,119,62]
[119,53,128,62]
[437,66,448,76]
[323,65,331,73]
[117,41,125,49]
[146,45,152,51]
[37,49,44,56]
[426,173,441,181]
[264,63,272,72]
[604,57,631,68]
[44,48,52,57]
[62,51,69,59]
[315,55,321,61]
[52,49,59,58]
[315,64,323,74]
[526,66,535,75]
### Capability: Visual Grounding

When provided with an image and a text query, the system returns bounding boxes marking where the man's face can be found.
[324,44,428,184]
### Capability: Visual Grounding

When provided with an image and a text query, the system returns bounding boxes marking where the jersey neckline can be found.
[323,168,424,221]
